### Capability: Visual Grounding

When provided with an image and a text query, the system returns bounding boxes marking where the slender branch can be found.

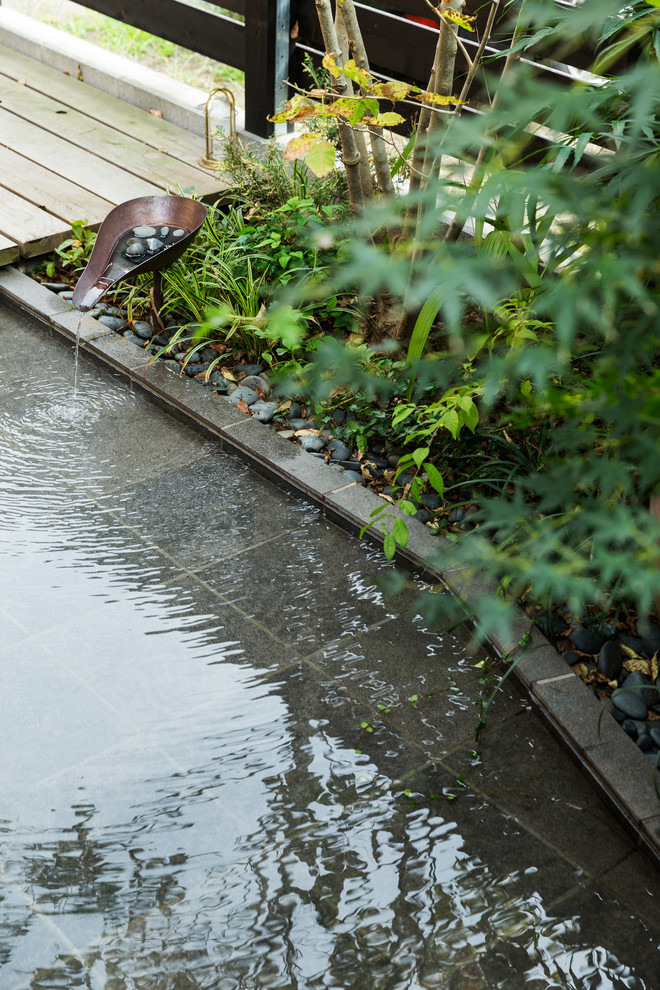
[455,0,501,107]
[339,0,395,198]
[315,0,366,214]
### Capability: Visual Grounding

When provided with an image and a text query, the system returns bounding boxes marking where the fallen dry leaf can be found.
[236,398,249,414]
[148,107,163,118]
[294,429,321,437]
[221,367,238,381]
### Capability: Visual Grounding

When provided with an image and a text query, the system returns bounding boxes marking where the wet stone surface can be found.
[0,302,659,989]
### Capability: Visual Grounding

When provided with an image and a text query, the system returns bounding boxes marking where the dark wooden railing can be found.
[44,1,604,138]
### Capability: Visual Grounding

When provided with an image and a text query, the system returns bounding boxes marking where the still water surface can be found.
[0,315,657,989]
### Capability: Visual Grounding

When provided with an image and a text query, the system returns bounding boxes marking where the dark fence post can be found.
[244,0,292,138]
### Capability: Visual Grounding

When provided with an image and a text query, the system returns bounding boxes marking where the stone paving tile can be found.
[30,574,298,733]
[0,638,137,797]
[443,708,638,876]
[547,881,660,985]
[306,613,517,761]
[0,498,185,638]
[104,449,316,570]
[596,850,660,935]
[200,517,424,654]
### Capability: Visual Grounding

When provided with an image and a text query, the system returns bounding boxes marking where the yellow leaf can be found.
[294,429,321,437]
[415,91,464,106]
[652,652,659,682]
[284,134,336,176]
[363,112,405,128]
[623,656,652,676]
[372,80,414,102]
[440,9,476,31]
[322,51,341,78]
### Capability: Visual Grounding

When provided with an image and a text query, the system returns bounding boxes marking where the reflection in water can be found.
[0,341,656,990]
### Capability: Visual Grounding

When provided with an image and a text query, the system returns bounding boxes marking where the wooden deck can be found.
[0,42,228,263]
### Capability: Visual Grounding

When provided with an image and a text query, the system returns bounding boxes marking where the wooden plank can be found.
[0,147,113,228]
[0,77,223,199]
[0,108,163,204]
[0,43,230,182]
[0,186,70,257]
[0,234,19,267]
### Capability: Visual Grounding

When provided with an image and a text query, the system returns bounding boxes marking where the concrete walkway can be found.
[0,301,658,988]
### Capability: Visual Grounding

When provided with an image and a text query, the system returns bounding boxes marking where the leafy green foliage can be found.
[282,0,660,639]
[48,219,96,276]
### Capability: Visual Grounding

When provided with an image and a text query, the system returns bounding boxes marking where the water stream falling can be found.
[72,310,84,402]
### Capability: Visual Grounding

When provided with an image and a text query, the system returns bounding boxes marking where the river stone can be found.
[185,363,211,377]
[621,718,640,738]
[133,225,157,237]
[251,400,278,423]
[328,438,352,461]
[124,238,146,258]
[568,625,605,655]
[236,362,263,377]
[637,733,654,753]
[227,386,258,406]
[562,651,581,667]
[123,331,146,347]
[331,408,347,425]
[618,633,646,656]
[636,619,660,658]
[132,320,153,339]
[612,685,649,720]
[43,282,69,292]
[448,507,466,524]
[621,670,658,706]
[597,640,623,680]
[421,493,443,510]
[287,401,302,420]
[241,374,271,396]
[208,378,233,394]
[98,315,126,331]
[337,459,361,473]
[289,418,314,431]
[299,435,325,452]
[608,706,626,723]
[649,725,660,747]
[145,237,164,253]
[341,470,365,484]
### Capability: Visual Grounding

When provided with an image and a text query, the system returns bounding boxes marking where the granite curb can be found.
[1,264,658,869]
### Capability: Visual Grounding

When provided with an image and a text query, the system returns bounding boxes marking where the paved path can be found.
[0,301,658,988]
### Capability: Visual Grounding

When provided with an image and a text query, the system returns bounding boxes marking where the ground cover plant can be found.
[37,0,660,730]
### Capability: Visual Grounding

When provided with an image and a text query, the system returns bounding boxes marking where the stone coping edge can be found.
[1,265,658,870]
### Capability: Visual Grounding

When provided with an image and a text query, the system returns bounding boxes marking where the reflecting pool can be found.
[0,306,658,989]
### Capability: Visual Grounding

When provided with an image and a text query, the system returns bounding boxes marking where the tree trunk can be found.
[316,0,369,214]
[339,0,394,199]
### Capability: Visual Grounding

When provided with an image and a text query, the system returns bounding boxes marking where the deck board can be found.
[0,235,19,267]
[0,186,71,257]
[0,147,114,228]
[0,76,222,200]
[0,43,223,179]
[0,42,228,266]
